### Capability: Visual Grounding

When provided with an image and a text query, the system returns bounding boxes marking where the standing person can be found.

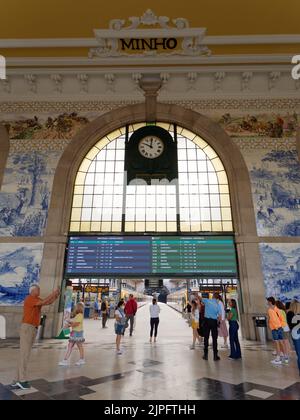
[12,285,60,390]
[115,300,126,355]
[267,297,285,365]
[93,299,100,320]
[125,294,138,337]
[59,303,85,367]
[200,293,222,361]
[101,299,109,329]
[227,299,242,360]
[197,298,205,346]
[275,300,291,364]
[190,300,201,349]
[216,294,229,349]
[287,300,300,376]
[150,298,160,343]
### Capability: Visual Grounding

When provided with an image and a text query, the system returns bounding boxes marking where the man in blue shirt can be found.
[199,293,222,361]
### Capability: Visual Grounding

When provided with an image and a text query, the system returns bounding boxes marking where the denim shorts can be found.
[115,324,125,336]
[272,328,284,341]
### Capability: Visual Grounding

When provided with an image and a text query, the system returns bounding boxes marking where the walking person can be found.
[276,300,291,364]
[115,300,126,355]
[12,285,60,390]
[227,299,242,360]
[59,303,85,367]
[125,294,138,337]
[101,299,109,329]
[267,297,285,365]
[216,294,229,349]
[199,293,222,361]
[150,298,160,343]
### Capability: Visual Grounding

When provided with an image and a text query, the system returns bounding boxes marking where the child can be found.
[190,300,201,350]
[59,303,85,366]
[115,300,126,355]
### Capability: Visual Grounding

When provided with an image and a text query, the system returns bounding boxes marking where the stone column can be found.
[139,74,162,122]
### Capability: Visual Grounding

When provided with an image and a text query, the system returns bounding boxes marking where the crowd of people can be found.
[186,293,241,361]
[10,287,300,390]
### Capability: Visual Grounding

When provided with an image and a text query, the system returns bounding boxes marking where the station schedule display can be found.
[66,236,238,277]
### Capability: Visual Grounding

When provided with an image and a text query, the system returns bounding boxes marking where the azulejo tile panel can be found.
[0,243,44,305]
[243,148,300,237]
[260,243,300,303]
[0,151,62,237]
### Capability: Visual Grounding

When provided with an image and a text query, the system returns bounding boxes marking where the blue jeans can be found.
[229,321,242,359]
[293,338,300,373]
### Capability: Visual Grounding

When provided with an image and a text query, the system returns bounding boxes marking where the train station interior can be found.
[0,0,300,401]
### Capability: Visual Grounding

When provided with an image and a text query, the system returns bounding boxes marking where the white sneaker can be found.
[59,360,69,367]
[271,358,282,365]
[75,359,86,366]
[272,351,277,356]
[283,358,290,365]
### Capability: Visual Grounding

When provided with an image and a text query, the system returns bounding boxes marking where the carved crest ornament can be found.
[88,9,211,59]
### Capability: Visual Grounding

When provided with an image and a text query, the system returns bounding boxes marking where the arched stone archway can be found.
[43,103,265,340]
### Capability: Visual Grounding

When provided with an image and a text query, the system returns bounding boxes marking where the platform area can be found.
[0,304,299,400]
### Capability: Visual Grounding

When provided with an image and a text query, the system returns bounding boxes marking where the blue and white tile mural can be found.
[260,243,300,304]
[0,152,61,237]
[246,149,300,237]
[0,243,44,305]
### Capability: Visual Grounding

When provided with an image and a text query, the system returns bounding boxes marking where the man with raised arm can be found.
[12,284,60,390]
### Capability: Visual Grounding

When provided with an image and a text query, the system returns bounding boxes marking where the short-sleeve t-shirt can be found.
[22,296,42,327]
[72,313,84,332]
[230,308,238,321]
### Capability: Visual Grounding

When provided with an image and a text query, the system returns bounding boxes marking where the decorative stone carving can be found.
[77,74,89,93]
[241,72,253,91]
[104,73,116,92]
[50,74,63,93]
[24,74,37,93]
[187,72,198,90]
[132,73,142,90]
[89,10,211,59]
[268,71,281,90]
[1,77,11,93]
[214,72,226,91]
[160,73,170,90]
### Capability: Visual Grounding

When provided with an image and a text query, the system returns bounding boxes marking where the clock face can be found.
[138,136,164,159]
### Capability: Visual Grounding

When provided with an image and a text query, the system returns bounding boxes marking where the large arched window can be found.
[70,123,233,233]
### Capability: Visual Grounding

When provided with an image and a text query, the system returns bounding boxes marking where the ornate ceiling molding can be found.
[89,9,211,59]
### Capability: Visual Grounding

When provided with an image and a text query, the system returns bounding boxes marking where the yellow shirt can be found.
[72,313,83,332]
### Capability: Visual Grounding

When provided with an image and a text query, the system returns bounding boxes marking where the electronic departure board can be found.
[66,236,238,278]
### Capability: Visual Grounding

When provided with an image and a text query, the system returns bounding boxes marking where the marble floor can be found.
[0,304,299,400]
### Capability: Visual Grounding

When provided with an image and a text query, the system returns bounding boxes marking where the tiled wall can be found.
[0,109,299,306]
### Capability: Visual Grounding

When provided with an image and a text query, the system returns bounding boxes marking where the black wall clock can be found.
[125,125,178,185]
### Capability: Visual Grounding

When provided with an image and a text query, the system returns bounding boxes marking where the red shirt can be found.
[125,299,138,316]
[22,295,42,327]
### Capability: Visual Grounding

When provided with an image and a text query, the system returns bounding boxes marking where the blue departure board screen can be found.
[66,236,237,277]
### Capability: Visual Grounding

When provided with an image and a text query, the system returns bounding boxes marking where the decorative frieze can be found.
[233,137,297,151]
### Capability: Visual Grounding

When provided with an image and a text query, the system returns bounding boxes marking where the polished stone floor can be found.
[0,304,299,400]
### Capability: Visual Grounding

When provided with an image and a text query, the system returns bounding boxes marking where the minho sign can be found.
[89,9,210,59]
[120,38,178,52]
